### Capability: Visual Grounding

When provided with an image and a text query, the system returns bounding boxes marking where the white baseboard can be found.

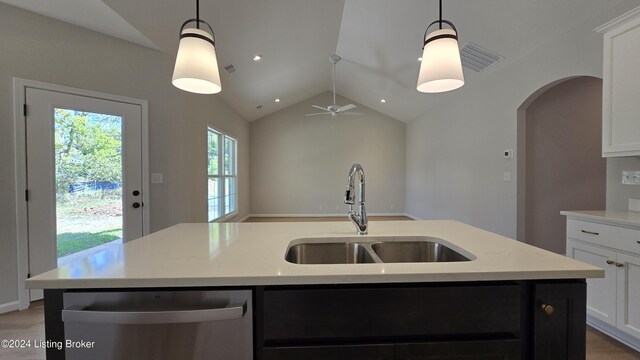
[248,213,345,218]
[0,300,19,315]
[403,213,422,220]
[237,214,252,223]
[588,316,640,352]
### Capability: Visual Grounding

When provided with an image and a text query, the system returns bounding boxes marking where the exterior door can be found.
[25,87,145,301]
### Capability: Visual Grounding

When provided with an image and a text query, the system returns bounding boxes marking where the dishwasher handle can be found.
[62,301,246,325]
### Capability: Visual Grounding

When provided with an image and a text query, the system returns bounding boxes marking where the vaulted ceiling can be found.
[2,0,638,121]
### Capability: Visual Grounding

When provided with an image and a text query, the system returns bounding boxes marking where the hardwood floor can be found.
[244,215,413,222]
[1,301,638,359]
[0,301,45,359]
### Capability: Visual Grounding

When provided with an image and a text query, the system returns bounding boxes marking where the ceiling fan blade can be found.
[340,112,363,116]
[312,105,329,111]
[337,104,357,112]
[305,112,329,116]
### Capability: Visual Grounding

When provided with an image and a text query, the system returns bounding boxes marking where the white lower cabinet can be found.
[616,252,640,339]
[566,218,640,351]
[567,240,617,325]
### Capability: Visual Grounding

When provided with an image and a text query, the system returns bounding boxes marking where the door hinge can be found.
[23,104,28,117]
[27,273,31,279]
[25,189,29,202]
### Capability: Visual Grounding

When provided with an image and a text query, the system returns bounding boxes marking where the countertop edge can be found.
[561,211,640,229]
[26,269,604,289]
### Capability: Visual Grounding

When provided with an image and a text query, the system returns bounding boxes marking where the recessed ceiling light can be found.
[274,98,280,103]
[253,55,262,62]
[380,99,387,103]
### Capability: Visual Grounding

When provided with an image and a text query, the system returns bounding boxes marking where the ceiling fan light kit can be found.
[172,0,222,94]
[416,0,465,93]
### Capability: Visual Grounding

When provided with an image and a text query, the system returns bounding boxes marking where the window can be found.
[207,128,237,221]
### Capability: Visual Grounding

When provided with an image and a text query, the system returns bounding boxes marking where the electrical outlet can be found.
[622,171,640,185]
[630,199,640,212]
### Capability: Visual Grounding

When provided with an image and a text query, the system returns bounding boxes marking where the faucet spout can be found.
[344,163,368,235]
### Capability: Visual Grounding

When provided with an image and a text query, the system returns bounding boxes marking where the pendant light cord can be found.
[196,0,200,29]
[439,0,442,29]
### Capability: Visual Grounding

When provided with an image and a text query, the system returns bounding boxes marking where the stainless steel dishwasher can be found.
[62,289,253,360]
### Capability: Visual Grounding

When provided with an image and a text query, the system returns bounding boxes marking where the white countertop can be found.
[26,220,602,289]
[561,210,640,229]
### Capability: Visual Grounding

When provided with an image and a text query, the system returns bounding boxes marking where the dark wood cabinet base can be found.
[42,279,586,360]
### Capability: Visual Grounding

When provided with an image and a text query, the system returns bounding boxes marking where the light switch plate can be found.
[622,171,640,185]
[151,173,164,184]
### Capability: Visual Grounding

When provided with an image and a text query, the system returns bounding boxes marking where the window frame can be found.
[207,126,238,222]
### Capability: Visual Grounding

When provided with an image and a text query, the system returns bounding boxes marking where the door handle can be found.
[62,301,246,324]
[606,259,615,265]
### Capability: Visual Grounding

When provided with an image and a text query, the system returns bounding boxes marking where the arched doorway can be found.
[517,76,606,254]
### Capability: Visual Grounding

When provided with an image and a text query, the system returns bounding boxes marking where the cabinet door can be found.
[616,253,640,339]
[567,240,617,325]
[533,282,586,360]
[395,340,521,360]
[262,344,394,360]
[602,12,640,157]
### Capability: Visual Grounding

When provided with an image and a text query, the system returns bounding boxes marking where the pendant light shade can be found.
[172,0,221,94]
[416,2,464,93]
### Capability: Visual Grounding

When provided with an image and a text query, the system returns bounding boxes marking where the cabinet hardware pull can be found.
[540,304,554,315]
[606,260,615,265]
[580,230,599,235]
[616,262,624,268]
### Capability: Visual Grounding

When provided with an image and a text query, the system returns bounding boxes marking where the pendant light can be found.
[416,0,464,93]
[172,0,222,94]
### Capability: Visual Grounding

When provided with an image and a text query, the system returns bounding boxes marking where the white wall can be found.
[607,157,640,210]
[250,91,405,215]
[0,3,250,307]
[405,2,640,238]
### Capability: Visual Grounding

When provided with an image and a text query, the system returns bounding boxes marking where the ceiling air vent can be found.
[460,42,503,72]
[223,64,236,74]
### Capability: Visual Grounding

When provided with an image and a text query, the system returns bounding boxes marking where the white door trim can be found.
[13,78,150,310]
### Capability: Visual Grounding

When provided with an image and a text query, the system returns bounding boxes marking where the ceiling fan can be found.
[306,55,361,117]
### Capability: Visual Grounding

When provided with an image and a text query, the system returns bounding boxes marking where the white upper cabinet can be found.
[598,7,640,157]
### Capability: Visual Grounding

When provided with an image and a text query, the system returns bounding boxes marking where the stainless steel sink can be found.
[285,236,473,264]
[370,241,470,263]
[285,242,376,264]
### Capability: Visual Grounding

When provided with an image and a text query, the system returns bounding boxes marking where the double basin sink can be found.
[285,236,472,264]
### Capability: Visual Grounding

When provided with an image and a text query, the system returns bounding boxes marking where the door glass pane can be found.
[54,109,123,266]
[208,130,220,175]
[208,177,221,221]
